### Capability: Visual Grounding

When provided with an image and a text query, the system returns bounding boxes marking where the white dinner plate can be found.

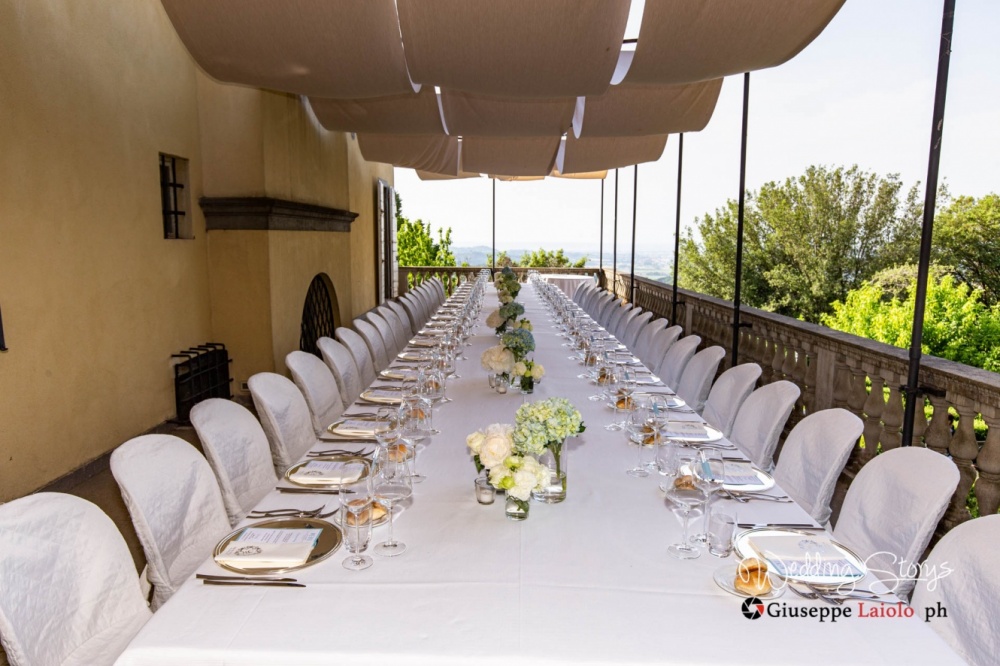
[722,464,775,493]
[733,528,867,587]
[359,388,403,405]
[661,421,723,442]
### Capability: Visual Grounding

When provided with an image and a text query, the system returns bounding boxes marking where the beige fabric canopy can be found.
[625,0,845,85]
[558,134,668,175]
[396,0,630,97]
[309,90,444,135]
[553,169,608,180]
[440,91,576,137]
[357,134,460,176]
[160,0,415,98]
[580,80,723,137]
[416,170,481,181]
[461,137,560,177]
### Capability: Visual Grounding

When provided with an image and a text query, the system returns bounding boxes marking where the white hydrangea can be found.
[481,345,515,374]
[486,309,504,328]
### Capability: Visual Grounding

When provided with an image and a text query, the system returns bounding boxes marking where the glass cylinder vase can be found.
[531,442,567,503]
[505,496,530,521]
[519,375,534,394]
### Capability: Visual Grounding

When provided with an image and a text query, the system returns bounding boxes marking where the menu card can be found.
[663,422,710,440]
[216,527,321,568]
[747,534,864,579]
[723,462,761,486]
[289,460,364,486]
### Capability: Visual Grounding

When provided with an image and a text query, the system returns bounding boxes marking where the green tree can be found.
[517,248,588,268]
[933,193,1000,304]
[395,193,456,267]
[678,165,923,322]
[822,265,1000,372]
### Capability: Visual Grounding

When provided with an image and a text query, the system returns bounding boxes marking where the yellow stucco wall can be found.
[0,0,390,500]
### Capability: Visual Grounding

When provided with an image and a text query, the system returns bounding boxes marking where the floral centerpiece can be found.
[512,398,585,503]
[495,267,521,304]
[467,424,548,520]
[501,328,535,361]
[487,302,525,334]
[481,345,515,391]
[513,359,545,393]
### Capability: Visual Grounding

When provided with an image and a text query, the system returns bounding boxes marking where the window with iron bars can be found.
[159,153,192,239]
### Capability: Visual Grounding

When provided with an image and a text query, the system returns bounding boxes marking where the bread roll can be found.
[734,558,772,596]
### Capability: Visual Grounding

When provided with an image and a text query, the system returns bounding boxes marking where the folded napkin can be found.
[747,534,864,579]
[329,418,377,436]
[289,460,364,486]
[722,462,761,486]
[663,422,711,440]
[364,388,403,400]
[215,527,321,568]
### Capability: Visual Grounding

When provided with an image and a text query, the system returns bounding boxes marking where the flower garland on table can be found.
[500,328,535,361]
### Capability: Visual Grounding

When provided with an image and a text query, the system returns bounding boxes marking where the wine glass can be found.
[604,369,623,431]
[400,397,431,482]
[664,456,708,560]
[690,449,726,545]
[340,465,374,571]
[373,451,413,557]
[625,408,650,478]
[374,407,399,459]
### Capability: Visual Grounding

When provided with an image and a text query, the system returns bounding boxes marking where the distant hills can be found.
[448,246,675,284]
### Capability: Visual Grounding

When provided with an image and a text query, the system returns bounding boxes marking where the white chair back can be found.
[645,325,682,375]
[634,317,669,367]
[398,294,424,331]
[772,409,863,525]
[354,318,390,371]
[729,380,801,470]
[600,298,624,328]
[386,299,416,336]
[622,310,653,350]
[317,336,363,405]
[834,447,959,601]
[589,291,613,319]
[248,372,318,475]
[0,493,151,666]
[111,435,231,609]
[336,327,377,389]
[613,305,640,342]
[191,398,277,525]
[286,350,345,435]
[702,362,761,438]
[656,334,701,389]
[911,514,1000,665]
[607,303,631,338]
[378,307,411,353]
[366,311,401,357]
[573,282,595,305]
[676,346,726,413]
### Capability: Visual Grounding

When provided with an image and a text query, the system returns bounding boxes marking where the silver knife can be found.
[277,487,343,495]
[197,573,297,583]
[203,580,306,588]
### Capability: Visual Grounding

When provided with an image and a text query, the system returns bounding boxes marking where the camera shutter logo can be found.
[741,597,765,620]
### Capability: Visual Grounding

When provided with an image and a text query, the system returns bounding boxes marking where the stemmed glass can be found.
[400,396,431,482]
[373,451,413,557]
[664,454,708,560]
[691,449,726,545]
[625,408,650,477]
[374,407,399,460]
[604,369,623,431]
[340,464,374,571]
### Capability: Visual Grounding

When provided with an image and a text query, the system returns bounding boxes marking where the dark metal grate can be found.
[300,275,337,357]
[159,154,186,239]
[172,343,232,424]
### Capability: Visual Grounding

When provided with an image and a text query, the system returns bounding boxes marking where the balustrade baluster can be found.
[942,405,978,531]
[974,414,1000,516]
[880,381,904,451]
[803,348,817,416]
[770,340,785,383]
[858,373,885,467]
[923,395,952,457]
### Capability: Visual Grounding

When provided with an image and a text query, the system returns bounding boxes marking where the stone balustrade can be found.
[606,270,997,539]
[398,266,604,296]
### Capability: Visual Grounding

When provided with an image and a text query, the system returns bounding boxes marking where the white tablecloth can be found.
[540,273,595,299]
[116,285,962,666]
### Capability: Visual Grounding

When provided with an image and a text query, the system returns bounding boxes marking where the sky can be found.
[392,0,1000,259]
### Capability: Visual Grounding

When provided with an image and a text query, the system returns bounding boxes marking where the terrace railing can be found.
[607,270,998,537]
[398,265,604,296]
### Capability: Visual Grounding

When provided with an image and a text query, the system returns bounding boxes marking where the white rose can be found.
[514,361,527,376]
[530,363,545,380]
[466,430,486,454]
[486,310,503,328]
[509,459,542,500]
[479,429,514,469]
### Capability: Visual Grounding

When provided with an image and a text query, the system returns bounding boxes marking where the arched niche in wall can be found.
[300,273,340,356]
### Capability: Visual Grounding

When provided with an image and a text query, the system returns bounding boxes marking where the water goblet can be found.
[373,453,413,557]
[664,458,708,561]
[340,467,374,571]
[624,408,650,477]
[690,449,726,545]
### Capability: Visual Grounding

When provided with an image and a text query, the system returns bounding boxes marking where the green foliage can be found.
[933,193,1000,304]
[823,265,1000,372]
[395,193,456,267]
[486,248,587,268]
[678,165,923,322]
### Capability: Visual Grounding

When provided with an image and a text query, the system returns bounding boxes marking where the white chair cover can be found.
[772,409,863,525]
[573,282,595,305]
[599,298,623,328]
[622,310,653,350]
[589,291,613,319]
[248,372,320,476]
[354,318,391,371]
[702,362,761,438]
[612,305,639,342]
[336,327,378,389]
[607,303,632,338]
[911,514,1000,665]
[286,350,345,435]
[366,311,402,357]
[318,336,363,405]
[634,317,669,368]
[191,398,278,525]
[0,493,151,666]
[834,447,959,601]
[386,299,416,336]
[377,307,410,353]
[111,435,231,610]
[428,277,445,304]
[399,294,424,331]
[675,345,725,413]
[729,380,801,470]
[644,325,682,375]
[414,285,435,318]
[655,334,701,389]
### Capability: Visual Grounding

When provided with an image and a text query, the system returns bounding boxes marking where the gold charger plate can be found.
[398,351,433,362]
[213,517,341,575]
[381,368,418,381]
[284,455,371,488]
[327,416,378,439]
[359,388,404,405]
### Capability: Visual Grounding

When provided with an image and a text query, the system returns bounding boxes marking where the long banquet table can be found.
[117,284,962,665]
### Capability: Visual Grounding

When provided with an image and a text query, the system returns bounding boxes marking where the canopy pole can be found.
[902,0,956,448]
[672,133,684,325]
[612,168,619,296]
[629,164,638,304]
[491,179,496,272]
[732,72,750,367]
[599,179,604,273]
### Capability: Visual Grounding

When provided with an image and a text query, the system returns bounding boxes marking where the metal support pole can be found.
[491,179,496,271]
[599,179,604,272]
[612,168,619,296]
[732,72,750,367]
[902,0,956,448]
[672,134,684,325]
[629,164,638,304]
